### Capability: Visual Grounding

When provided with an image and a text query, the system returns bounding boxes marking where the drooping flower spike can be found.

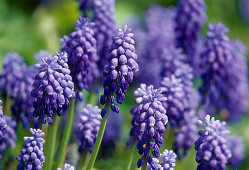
[0,52,24,99]
[130,84,168,168]
[0,100,7,144]
[0,116,17,159]
[31,52,75,125]
[61,17,97,94]
[100,25,139,117]
[148,149,177,170]
[16,128,45,170]
[75,104,101,153]
[175,0,206,59]
[195,115,231,170]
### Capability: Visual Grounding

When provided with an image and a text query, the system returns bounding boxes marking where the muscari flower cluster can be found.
[0,100,7,144]
[130,84,168,168]
[75,104,101,153]
[92,0,117,70]
[239,0,249,22]
[199,22,249,120]
[0,52,24,99]
[175,0,206,59]
[148,149,177,170]
[0,115,17,159]
[11,64,37,128]
[61,17,97,93]
[100,25,139,117]
[134,5,176,87]
[16,128,45,170]
[34,50,51,62]
[195,115,231,170]
[31,52,75,125]
[57,163,75,170]
[228,135,245,169]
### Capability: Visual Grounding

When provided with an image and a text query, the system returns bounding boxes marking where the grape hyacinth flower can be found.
[195,115,231,170]
[228,135,245,169]
[61,17,97,93]
[0,100,7,144]
[75,104,101,153]
[100,25,139,117]
[92,0,117,71]
[57,163,75,170]
[148,149,177,170]
[239,0,249,22]
[130,84,168,168]
[0,52,24,99]
[16,128,45,170]
[135,5,176,87]
[175,0,206,59]
[78,0,93,12]
[31,52,75,125]
[173,111,197,157]
[11,65,37,128]
[0,116,16,159]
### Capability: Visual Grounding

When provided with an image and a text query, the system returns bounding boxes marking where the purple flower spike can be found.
[11,65,37,128]
[0,116,17,159]
[92,0,117,71]
[0,52,24,99]
[100,25,138,116]
[228,135,245,169]
[57,163,75,170]
[16,128,45,170]
[175,0,206,59]
[195,115,231,170]
[75,104,101,153]
[130,84,168,168]
[31,52,75,125]
[0,101,7,144]
[61,17,97,93]
[148,149,177,170]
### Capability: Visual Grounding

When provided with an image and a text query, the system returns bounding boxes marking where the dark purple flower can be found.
[11,65,37,128]
[100,25,139,116]
[75,104,101,153]
[57,163,75,170]
[92,0,117,71]
[0,100,7,144]
[61,17,97,93]
[148,149,177,170]
[199,23,249,121]
[16,128,45,170]
[195,115,231,170]
[78,0,93,12]
[135,5,176,87]
[130,84,168,168]
[0,52,24,99]
[31,52,75,125]
[175,0,206,59]
[173,111,197,158]
[0,116,17,159]
[228,135,245,169]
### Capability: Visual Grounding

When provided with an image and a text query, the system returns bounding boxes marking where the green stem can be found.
[141,157,147,170]
[54,99,75,168]
[43,115,61,170]
[3,98,11,115]
[124,138,136,170]
[77,147,88,170]
[86,106,109,170]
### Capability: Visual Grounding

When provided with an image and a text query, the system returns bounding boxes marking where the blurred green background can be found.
[1,0,249,169]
